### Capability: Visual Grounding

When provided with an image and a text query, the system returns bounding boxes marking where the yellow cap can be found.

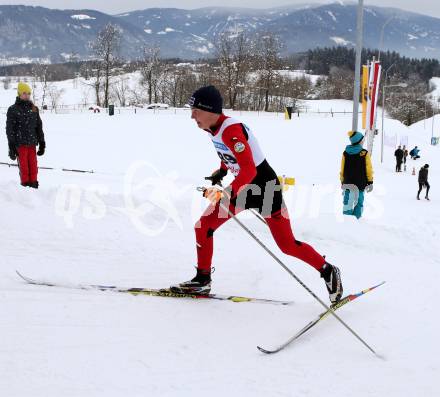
[17,82,32,97]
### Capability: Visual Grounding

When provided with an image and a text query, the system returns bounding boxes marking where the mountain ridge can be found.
[0,3,439,63]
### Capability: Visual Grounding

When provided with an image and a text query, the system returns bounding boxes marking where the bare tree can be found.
[80,86,91,108]
[47,84,64,112]
[168,65,198,107]
[91,23,122,108]
[197,63,221,88]
[315,66,354,100]
[31,63,50,107]
[268,73,312,112]
[385,74,434,126]
[112,75,130,107]
[215,31,252,109]
[255,33,282,111]
[140,46,163,104]
[80,59,103,106]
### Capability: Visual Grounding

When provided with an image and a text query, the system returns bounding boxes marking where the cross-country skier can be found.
[171,85,343,303]
[6,82,45,188]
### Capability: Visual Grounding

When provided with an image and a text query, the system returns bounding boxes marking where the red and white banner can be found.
[366,61,382,131]
[364,60,382,154]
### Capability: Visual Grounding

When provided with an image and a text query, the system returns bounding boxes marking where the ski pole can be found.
[0,161,94,174]
[197,187,379,357]
[214,180,267,225]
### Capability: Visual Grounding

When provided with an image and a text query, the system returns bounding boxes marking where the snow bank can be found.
[0,104,439,396]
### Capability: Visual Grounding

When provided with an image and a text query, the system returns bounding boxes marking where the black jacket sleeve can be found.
[6,107,17,146]
[36,108,45,144]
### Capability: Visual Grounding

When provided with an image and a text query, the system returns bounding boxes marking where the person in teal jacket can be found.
[340,131,374,219]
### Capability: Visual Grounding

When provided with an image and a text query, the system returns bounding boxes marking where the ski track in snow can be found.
[0,105,439,396]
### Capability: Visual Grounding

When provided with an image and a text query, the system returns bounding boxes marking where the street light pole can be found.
[352,0,364,132]
[378,16,394,62]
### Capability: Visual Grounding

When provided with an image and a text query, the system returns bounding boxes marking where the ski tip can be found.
[257,346,276,355]
[373,281,386,289]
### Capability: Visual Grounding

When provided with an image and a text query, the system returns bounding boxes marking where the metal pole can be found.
[352,0,364,132]
[215,199,377,356]
[381,83,386,163]
[424,99,427,130]
[196,187,379,356]
[378,16,394,62]
[381,63,395,163]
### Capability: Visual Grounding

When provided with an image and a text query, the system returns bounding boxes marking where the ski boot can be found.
[170,268,212,295]
[320,261,343,304]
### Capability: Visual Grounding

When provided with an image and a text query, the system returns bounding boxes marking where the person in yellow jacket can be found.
[6,82,45,188]
[340,131,373,219]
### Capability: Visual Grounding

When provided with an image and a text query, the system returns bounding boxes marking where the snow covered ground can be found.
[0,103,439,396]
[0,72,144,111]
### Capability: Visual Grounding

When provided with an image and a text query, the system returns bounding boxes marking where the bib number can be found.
[217,151,237,165]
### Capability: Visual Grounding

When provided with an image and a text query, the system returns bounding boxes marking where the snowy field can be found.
[0,101,439,396]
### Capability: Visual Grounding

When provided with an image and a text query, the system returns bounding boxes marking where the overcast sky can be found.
[0,0,439,18]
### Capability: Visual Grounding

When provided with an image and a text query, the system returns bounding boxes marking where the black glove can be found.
[365,182,373,193]
[205,168,227,186]
[37,141,45,156]
[8,143,17,161]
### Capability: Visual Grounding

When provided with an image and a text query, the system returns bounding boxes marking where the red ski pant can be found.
[195,202,326,272]
[17,145,38,184]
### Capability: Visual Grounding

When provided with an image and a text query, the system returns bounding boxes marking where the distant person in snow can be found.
[394,145,404,172]
[5,82,45,188]
[170,85,343,304]
[417,164,430,201]
[409,146,420,160]
[340,131,374,219]
[403,145,409,171]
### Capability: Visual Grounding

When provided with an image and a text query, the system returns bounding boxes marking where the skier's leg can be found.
[171,201,243,294]
[353,190,365,219]
[265,207,343,302]
[264,207,325,271]
[195,201,243,272]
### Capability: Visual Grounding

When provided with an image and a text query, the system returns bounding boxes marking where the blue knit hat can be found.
[348,130,364,145]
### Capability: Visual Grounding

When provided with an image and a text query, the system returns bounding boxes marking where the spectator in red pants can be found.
[6,82,45,188]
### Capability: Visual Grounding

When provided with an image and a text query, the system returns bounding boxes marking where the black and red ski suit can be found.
[195,114,326,273]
